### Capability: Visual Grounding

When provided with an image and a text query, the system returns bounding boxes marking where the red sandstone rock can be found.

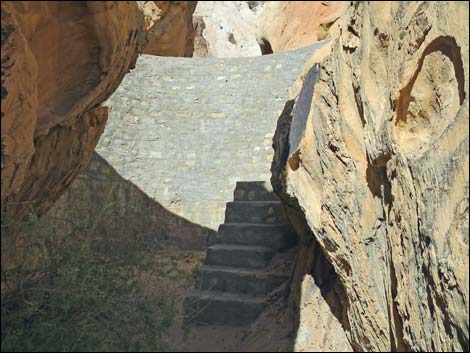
[258,1,347,52]
[1,1,148,221]
[142,1,197,57]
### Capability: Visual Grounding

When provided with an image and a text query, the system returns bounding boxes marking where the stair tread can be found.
[236,181,270,186]
[221,222,293,227]
[199,265,288,277]
[228,200,282,205]
[187,289,266,303]
[186,180,296,326]
[209,244,274,252]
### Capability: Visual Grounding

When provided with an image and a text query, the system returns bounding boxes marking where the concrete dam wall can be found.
[97,43,324,230]
[44,43,325,246]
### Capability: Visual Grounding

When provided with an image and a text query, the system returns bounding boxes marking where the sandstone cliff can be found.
[0,1,153,224]
[192,1,348,58]
[141,1,197,57]
[258,1,347,52]
[272,1,469,351]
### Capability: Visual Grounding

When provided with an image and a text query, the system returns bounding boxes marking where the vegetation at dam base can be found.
[1,210,204,352]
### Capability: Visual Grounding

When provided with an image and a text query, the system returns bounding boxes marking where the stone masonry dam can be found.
[47,42,325,247]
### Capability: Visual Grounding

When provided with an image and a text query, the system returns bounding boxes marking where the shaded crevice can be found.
[389,256,410,352]
[259,37,273,55]
[352,83,366,127]
[309,232,338,296]
[227,32,237,45]
[366,153,393,214]
[271,91,352,350]
[271,98,296,199]
[281,197,353,351]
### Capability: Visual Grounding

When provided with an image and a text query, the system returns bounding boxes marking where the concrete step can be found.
[224,201,287,224]
[196,265,289,296]
[214,223,297,250]
[184,290,266,326]
[234,181,279,202]
[205,244,275,269]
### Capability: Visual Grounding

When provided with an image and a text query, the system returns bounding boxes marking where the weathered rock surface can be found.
[141,1,197,57]
[192,1,347,58]
[1,1,150,222]
[257,1,347,53]
[272,1,469,351]
[193,1,261,58]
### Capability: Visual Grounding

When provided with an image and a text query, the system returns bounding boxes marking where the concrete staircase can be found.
[184,181,297,326]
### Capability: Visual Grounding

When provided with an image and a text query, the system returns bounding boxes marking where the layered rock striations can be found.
[1,1,156,223]
[192,1,347,58]
[272,1,469,351]
[257,1,347,53]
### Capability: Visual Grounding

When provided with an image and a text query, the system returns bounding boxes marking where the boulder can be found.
[1,1,147,222]
[272,2,469,351]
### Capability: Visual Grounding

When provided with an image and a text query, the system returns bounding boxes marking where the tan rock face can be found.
[258,1,347,52]
[1,1,149,222]
[141,1,197,57]
[272,2,469,351]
